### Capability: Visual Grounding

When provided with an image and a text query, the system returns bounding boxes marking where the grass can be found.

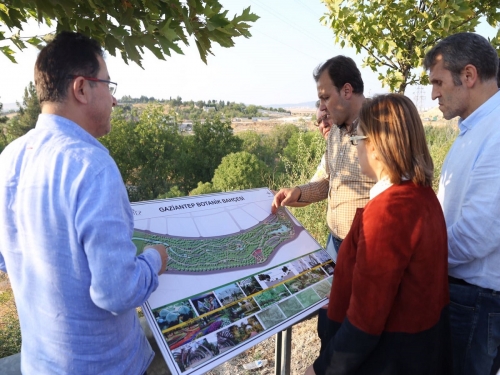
[0,272,21,359]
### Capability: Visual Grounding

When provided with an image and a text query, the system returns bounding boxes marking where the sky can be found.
[0,0,496,110]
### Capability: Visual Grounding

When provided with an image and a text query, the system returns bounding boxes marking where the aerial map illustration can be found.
[132,209,299,273]
[133,188,332,375]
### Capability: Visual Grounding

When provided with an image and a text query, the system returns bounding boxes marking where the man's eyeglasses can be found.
[67,75,117,95]
[349,135,368,146]
[315,114,327,127]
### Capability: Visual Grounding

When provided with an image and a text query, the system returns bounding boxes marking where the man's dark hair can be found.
[313,56,364,94]
[424,32,499,86]
[35,32,104,104]
[497,60,500,88]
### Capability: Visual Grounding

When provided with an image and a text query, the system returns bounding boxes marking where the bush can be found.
[425,124,458,192]
[278,131,329,247]
[189,181,220,196]
[212,152,269,192]
[0,273,21,358]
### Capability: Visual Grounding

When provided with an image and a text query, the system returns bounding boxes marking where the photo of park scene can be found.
[253,284,291,309]
[216,327,239,354]
[313,279,332,299]
[213,283,246,306]
[225,316,265,345]
[190,292,221,316]
[165,296,263,350]
[313,249,333,263]
[165,308,231,350]
[257,305,287,329]
[228,296,261,318]
[237,276,263,296]
[326,276,333,285]
[278,297,304,318]
[290,257,311,274]
[321,260,335,276]
[153,300,196,330]
[296,288,321,308]
[256,265,296,288]
[284,276,308,294]
[299,267,328,288]
[172,333,220,373]
[283,267,327,294]
[303,254,320,268]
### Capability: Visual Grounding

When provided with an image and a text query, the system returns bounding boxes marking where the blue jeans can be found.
[449,281,500,375]
[325,233,342,262]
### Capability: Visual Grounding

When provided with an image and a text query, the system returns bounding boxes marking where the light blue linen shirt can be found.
[0,114,162,374]
[438,90,500,291]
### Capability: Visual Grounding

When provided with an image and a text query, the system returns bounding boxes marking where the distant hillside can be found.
[265,101,316,109]
[1,103,18,112]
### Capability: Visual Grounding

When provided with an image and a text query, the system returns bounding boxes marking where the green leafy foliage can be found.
[100,106,245,200]
[279,130,328,246]
[282,130,323,168]
[237,130,277,169]
[0,102,7,124]
[187,116,243,187]
[0,273,21,359]
[123,104,182,201]
[0,101,8,154]
[99,106,139,185]
[5,81,40,140]
[212,151,268,191]
[425,123,458,191]
[157,185,185,199]
[321,0,500,93]
[0,0,259,65]
[189,181,220,196]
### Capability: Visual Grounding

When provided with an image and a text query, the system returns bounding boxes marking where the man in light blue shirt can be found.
[0,32,168,374]
[424,32,500,375]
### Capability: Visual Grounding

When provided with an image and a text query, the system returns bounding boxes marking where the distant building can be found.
[203,106,216,112]
[179,122,193,132]
[258,109,291,116]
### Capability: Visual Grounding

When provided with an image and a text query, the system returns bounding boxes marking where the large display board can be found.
[132,188,333,375]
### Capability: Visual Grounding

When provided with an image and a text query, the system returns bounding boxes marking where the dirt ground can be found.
[229,106,457,136]
[231,119,316,135]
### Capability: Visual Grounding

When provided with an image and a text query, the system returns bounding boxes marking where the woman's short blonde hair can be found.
[358,94,433,187]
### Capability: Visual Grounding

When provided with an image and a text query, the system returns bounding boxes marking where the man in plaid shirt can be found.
[272,55,375,353]
[272,55,374,261]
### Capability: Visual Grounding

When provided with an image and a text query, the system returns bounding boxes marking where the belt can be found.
[448,276,473,287]
[330,234,343,242]
[448,276,499,294]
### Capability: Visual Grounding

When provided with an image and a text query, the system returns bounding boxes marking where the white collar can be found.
[369,175,393,200]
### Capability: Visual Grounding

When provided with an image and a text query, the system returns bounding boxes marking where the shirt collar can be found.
[369,175,393,200]
[35,114,109,154]
[336,117,359,135]
[459,89,500,135]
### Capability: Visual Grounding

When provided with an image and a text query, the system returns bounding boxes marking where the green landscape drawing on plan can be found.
[133,211,297,272]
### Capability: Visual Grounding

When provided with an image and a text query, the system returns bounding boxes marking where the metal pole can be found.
[274,327,292,375]
[274,331,282,375]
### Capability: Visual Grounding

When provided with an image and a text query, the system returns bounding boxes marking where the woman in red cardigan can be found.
[306,94,452,375]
